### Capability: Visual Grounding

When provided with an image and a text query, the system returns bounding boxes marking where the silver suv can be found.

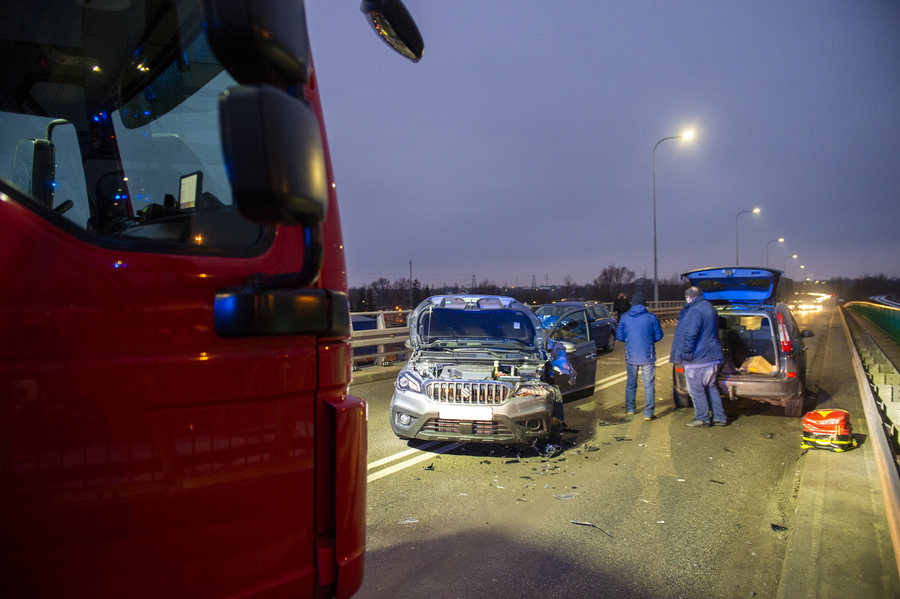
[672,267,814,417]
[389,295,596,444]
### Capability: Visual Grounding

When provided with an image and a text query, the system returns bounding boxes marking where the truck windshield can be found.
[0,0,266,253]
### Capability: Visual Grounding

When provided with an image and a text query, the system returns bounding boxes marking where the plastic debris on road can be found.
[570,520,614,537]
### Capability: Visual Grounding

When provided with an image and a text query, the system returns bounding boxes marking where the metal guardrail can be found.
[839,306,900,574]
[843,304,900,446]
[349,302,686,370]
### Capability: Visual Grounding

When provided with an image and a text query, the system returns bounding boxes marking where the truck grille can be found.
[425,381,511,405]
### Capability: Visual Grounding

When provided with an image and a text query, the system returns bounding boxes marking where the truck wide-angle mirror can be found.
[360,0,424,62]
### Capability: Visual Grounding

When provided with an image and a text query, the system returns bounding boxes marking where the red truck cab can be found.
[0,1,422,597]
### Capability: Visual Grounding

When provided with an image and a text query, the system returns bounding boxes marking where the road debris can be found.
[615,437,632,442]
[398,517,419,525]
[709,479,726,485]
[771,523,788,532]
[553,493,578,500]
[423,463,434,471]
[570,521,613,537]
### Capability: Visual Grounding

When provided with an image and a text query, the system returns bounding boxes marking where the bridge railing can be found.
[349,302,686,370]
[846,301,900,345]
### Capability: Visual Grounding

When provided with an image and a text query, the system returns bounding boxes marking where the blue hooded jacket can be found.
[616,304,664,365]
[669,297,724,365]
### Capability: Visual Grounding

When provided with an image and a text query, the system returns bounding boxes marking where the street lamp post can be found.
[652,130,693,302]
[783,254,798,271]
[794,264,805,279]
[766,238,784,268]
[735,207,760,266]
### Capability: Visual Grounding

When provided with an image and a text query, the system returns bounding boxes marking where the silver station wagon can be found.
[672,267,814,417]
[389,295,597,445]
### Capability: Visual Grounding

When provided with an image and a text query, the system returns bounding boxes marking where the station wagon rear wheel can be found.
[784,397,804,418]
[673,388,693,408]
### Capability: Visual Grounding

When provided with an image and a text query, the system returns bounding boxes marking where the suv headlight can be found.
[512,381,548,397]
[397,371,423,393]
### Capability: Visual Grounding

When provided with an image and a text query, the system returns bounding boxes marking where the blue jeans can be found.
[684,363,726,423]
[625,362,656,417]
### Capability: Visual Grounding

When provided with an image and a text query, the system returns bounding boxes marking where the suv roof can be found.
[681,267,781,305]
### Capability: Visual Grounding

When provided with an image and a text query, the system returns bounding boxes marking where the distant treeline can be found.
[349,265,900,311]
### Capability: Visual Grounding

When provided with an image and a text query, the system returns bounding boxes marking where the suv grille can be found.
[425,381,511,405]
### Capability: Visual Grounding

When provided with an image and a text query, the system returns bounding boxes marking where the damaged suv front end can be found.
[390,295,566,445]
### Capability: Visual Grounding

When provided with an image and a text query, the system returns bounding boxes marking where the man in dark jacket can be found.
[616,292,664,420]
[612,293,631,322]
[670,286,726,427]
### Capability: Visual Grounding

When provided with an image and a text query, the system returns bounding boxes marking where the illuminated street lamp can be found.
[652,130,694,302]
[783,254,798,271]
[766,238,784,268]
[794,264,805,279]
[735,207,761,266]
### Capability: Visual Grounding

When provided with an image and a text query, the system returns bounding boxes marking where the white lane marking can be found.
[366,359,670,482]
[368,442,462,483]
[594,357,670,390]
[367,441,443,470]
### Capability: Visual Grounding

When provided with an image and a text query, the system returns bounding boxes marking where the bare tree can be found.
[592,264,636,301]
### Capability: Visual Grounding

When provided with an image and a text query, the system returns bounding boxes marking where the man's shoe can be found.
[685,419,711,428]
[713,420,729,427]
[644,415,657,421]
[626,411,636,415]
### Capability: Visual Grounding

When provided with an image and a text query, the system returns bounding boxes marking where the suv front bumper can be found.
[390,387,557,444]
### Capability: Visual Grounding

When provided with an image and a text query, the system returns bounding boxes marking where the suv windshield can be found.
[417,308,537,347]
[1,0,265,253]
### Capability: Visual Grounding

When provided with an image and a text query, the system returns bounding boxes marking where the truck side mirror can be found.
[218,85,327,226]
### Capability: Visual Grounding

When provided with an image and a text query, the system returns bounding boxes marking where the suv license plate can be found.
[439,405,493,421]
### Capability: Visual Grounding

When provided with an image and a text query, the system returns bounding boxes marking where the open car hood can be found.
[681,267,781,305]
[407,295,545,350]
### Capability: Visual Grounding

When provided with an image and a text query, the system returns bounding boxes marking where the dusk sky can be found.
[306,2,900,289]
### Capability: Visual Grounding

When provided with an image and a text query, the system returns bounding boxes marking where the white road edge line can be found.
[367,441,444,469]
[368,442,462,483]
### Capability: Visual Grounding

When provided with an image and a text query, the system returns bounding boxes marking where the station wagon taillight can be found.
[777,313,793,353]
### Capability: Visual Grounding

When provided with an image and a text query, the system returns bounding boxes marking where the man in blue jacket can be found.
[616,292,664,420]
[670,286,726,427]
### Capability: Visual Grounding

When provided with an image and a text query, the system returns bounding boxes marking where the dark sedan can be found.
[536,301,618,353]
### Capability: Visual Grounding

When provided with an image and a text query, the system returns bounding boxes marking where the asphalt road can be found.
[352,308,832,599]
